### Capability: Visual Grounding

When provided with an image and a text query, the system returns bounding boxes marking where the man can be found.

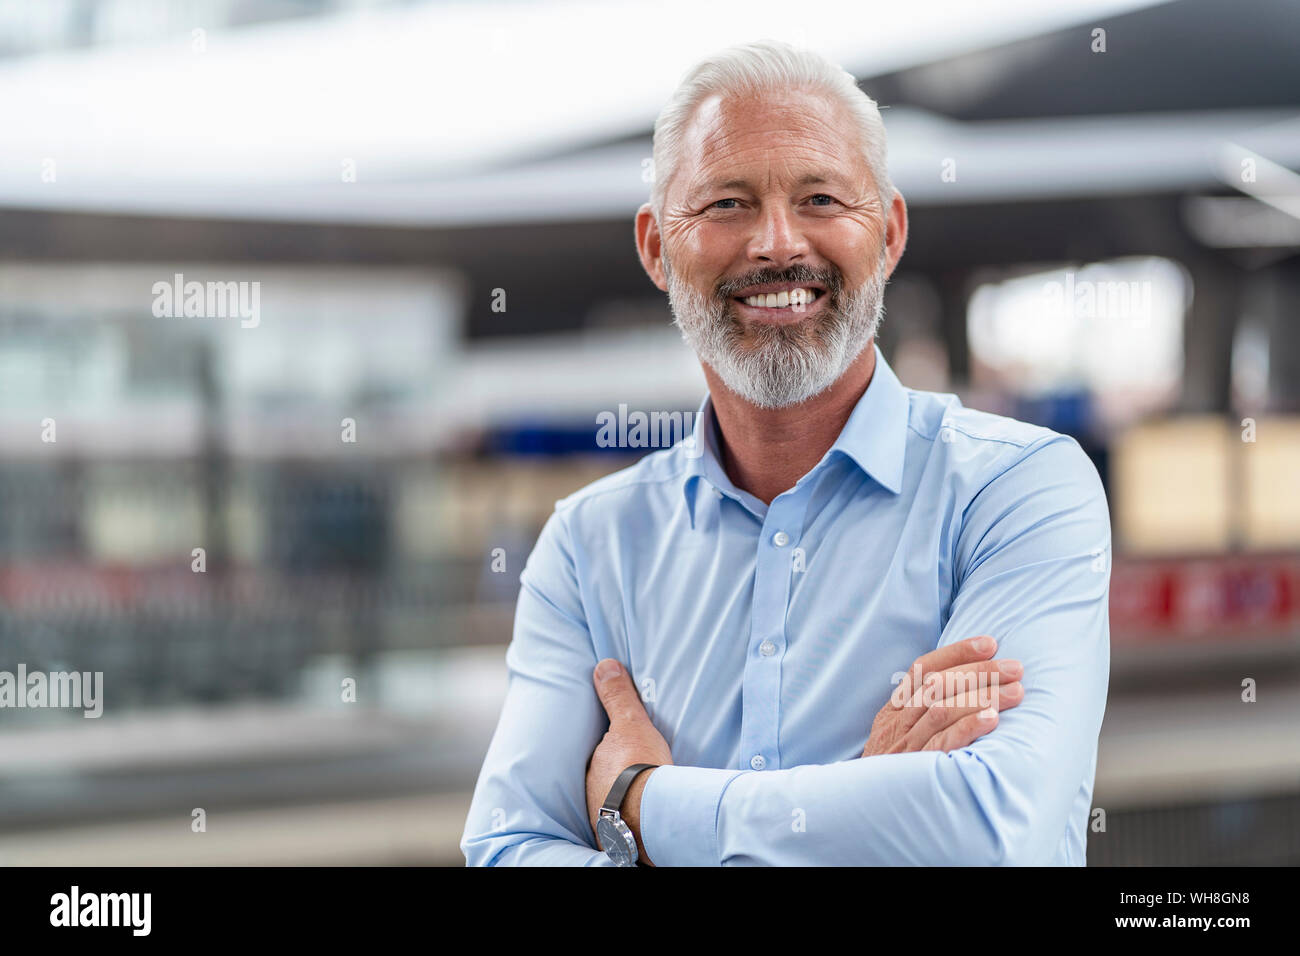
[461,40,1110,866]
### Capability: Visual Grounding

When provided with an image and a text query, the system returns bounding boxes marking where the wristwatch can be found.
[596,763,658,866]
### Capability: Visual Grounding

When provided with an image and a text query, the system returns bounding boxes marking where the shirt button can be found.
[750,754,766,770]
[759,640,777,657]
[772,531,790,547]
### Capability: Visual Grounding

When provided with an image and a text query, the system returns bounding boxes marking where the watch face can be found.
[596,816,636,866]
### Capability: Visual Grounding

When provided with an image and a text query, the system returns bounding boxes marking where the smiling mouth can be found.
[739,287,818,307]
[731,286,826,316]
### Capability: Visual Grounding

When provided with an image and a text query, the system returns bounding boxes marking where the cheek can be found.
[683,221,744,267]
[818,222,884,282]
[665,224,735,289]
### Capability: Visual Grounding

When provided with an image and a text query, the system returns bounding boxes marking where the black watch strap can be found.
[600,763,658,815]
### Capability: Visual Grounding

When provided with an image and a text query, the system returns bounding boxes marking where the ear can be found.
[635,203,668,292]
[883,190,909,278]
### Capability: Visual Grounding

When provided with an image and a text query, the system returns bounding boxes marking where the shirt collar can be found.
[823,343,909,495]
[680,343,909,524]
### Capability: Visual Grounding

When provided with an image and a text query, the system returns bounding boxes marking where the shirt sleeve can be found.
[639,434,1111,866]
[460,506,618,866]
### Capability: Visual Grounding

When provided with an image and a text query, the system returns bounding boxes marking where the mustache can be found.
[714,264,844,301]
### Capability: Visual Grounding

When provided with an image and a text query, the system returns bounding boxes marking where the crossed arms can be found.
[461,437,1111,866]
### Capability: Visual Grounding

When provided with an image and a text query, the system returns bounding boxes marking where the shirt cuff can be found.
[640,765,743,867]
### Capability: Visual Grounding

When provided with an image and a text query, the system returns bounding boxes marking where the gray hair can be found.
[650,40,894,220]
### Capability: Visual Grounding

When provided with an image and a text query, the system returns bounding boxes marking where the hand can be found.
[861,636,1024,757]
[586,658,674,864]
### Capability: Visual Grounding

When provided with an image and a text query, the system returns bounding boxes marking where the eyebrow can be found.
[693,171,852,196]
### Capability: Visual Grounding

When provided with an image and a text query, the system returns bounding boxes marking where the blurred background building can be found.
[0,0,1297,865]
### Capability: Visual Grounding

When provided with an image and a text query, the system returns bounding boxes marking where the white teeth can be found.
[741,288,818,308]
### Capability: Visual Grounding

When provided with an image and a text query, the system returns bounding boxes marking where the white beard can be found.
[665,251,888,409]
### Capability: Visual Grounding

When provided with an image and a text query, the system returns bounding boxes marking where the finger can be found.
[592,659,648,725]
[902,681,1023,751]
[892,659,1020,742]
[902,658,1023,711]
[892,636,996,708]
[922,707,1001,753]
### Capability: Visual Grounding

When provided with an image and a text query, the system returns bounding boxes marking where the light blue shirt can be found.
[461,345,1110,866]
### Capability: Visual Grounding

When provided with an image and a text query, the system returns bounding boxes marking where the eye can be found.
[710,198,741,210]
[808,194,837,206]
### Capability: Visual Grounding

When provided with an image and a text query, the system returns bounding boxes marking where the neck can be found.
[704,343,877,505]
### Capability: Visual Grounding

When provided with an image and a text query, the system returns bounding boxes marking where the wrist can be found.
[624,767,657,866]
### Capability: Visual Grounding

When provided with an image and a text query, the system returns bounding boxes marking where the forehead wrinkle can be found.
[676,93,872,203]
[694,113,844,164]
[687,147,867,203]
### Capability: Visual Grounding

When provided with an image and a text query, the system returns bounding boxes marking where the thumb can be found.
[593,659,646,725]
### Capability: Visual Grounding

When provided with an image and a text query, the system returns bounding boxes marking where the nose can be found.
[747,202,809,268]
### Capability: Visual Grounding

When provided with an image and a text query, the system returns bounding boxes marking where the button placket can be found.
[737,485,811,773]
